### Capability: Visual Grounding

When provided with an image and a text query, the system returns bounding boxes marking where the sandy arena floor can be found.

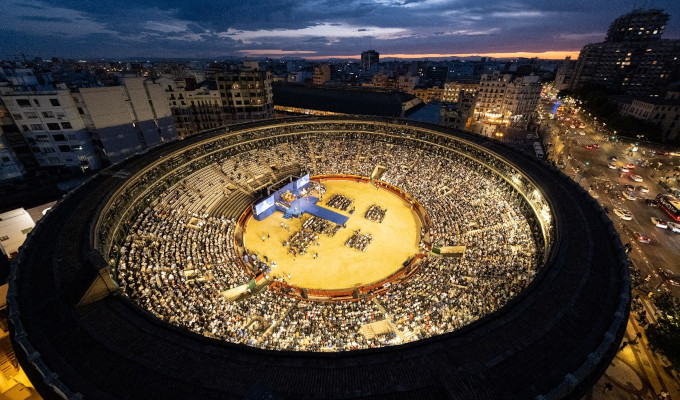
[243,179,421,290]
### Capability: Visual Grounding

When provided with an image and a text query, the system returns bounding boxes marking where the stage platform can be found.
[287,197,349,226]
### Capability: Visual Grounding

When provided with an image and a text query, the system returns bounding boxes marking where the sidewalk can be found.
[583,297,680,400]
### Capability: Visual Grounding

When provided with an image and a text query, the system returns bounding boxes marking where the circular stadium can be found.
[7,116,630,399]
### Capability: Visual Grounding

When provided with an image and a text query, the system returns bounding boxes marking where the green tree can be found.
[647,292,680,368]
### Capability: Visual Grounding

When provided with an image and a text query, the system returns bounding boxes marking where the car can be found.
[658,268,680,280]
[614,208,633,220]
[655,150,669,156]
[651,217,668,229]
[636,185,649,193]
[579,124,586,129]
[644,199,658,207]
[607,162,617,169]
[609,156,618,162]
[626,163,635,169]
[622,191,637,201]
[570,125,576,129]
[635,232,651,244]
[624,184,635,192]
[584,144,593,149]
[579,131,586,136]
[668,221,680,233]
[592,143,600,148]
[619,167,630,173]
[631,174,643,182]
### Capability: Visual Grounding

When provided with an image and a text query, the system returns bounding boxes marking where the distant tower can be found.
[361,50,380,71]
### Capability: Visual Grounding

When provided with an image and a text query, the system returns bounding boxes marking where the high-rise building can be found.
[570,9,680,96]
[216,65,274,123]
[361,50,380,71]
[605,9,669,42]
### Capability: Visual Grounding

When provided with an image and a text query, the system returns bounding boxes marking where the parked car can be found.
[631,174,644,182]
[636,185,649,193]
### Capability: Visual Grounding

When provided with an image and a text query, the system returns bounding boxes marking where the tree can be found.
[646,292,680,368]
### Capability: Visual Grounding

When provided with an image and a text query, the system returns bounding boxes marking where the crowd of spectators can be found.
[115,128,544,352]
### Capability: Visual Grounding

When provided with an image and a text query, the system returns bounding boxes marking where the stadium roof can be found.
[273,84,422,117]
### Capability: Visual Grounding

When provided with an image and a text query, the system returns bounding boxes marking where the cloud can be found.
[219,23,410,43]
[490,10,546,18]
[557,32,605,40]
[2,0,116,37]
[19,15,71,22]
[238,49,318,56]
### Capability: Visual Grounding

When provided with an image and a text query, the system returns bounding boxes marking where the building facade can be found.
[619,90,680,141]
[570,9,680,96]
[216,66,274,123]
[312,65,331,85]
[553,57,578,92]
[1,86,101,171]
[79,77,176,165]
[160,77,223,138]
[474,72,542,124]
[442,82,479,103]
[440,91,476,130]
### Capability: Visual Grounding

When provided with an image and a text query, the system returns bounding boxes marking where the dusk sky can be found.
[2,0,679,60]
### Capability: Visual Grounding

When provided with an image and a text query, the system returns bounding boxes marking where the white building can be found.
[442,82,479,103]
[0,208,35,258]
[313,65,331,85]
[216,66,274,123]
[473,72,542,125]
[1,85,101,171]
[158,77,223,138]
[79,77,176,164]
[619,91,680,141]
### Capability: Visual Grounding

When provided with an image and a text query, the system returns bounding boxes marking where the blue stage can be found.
[287,197,349,225]
[253,174,349,226]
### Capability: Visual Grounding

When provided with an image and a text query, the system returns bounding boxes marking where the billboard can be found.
[296,174,310,189]
[254,196,275,215]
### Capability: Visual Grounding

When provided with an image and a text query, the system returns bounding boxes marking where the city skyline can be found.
[2,0,679,60]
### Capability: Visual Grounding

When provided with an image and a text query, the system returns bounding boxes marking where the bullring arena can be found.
[8,117,629,399]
